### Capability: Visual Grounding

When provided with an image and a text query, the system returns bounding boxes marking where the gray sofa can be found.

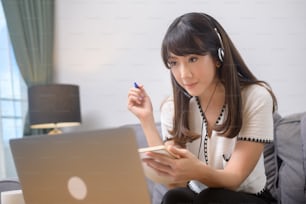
[1,112,305,204]
[0,179,21,204]
[126,123,167,204]
[128,111,306,204]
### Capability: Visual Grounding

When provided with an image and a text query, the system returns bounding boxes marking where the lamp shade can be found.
[28,84,81,129]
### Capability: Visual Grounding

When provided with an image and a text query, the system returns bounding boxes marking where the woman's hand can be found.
[128,83,163,146]
[127,84,153,121]
[142,145,204,185]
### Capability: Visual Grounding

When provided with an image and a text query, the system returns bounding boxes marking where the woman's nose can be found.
[180,65,192,78]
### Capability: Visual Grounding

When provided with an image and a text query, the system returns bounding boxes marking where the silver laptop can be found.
[10,127,151,204]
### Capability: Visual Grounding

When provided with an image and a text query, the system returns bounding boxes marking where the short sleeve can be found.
[238,85,274,143]
[160,97,174,141]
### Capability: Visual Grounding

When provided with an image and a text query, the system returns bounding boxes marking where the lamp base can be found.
[48,128,62,135]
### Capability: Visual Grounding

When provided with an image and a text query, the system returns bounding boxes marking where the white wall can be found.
[54,0,306,132]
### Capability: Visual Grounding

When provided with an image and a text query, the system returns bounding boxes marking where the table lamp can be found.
[28,84,81,134]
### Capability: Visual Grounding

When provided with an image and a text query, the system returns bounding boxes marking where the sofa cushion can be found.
[152,184,168,204]
[263,112,282,201]
[0,179,20,192]
[274,112,306,204]
[300,115,306,201]
[124,123,161,148]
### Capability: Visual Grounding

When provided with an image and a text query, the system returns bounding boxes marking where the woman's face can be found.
[168,53,219,97]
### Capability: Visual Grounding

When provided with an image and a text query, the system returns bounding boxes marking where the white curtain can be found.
[0,0,27,179]
[0,134,5,178]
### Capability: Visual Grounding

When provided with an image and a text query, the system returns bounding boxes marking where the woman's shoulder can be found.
[242,84,272,104]
[239,84,274,142]
[241,84,273,113]
[242,84,271,97]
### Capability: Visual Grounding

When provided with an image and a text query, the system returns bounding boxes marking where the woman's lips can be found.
[184,82,197,89]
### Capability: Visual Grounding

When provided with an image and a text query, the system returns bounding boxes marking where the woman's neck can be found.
[198,81,224,110]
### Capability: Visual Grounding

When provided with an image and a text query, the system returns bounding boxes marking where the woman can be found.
[128,12,277,203]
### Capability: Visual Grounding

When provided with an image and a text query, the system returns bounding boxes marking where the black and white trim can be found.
[196,97,226,165]
[237,137,273,143]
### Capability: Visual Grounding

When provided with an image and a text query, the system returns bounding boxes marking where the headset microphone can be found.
[173,78,192,99]
[181,89,192,98]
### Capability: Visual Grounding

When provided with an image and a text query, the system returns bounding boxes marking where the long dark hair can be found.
[161,12,277,147]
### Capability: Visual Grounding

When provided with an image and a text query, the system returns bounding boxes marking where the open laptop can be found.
[10,127,151,204]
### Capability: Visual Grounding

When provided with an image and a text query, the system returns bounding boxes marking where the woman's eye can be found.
[189,57,198,63]
[167,61,177,68]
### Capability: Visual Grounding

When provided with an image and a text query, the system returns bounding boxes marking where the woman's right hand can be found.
[127,83,153,121]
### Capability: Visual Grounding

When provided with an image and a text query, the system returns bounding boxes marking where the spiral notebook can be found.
[10,127,151,204]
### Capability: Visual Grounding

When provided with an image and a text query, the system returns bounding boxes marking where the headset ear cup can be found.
[218,48,224,62]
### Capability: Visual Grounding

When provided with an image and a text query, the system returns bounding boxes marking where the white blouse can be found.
[160,84,274,194]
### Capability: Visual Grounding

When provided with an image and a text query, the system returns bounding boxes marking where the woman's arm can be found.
[144,140,264,190]
[127,84,163,146]
[193,141,264,190]
[140,114,163,146]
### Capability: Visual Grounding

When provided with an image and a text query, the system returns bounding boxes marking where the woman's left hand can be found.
[142,145,203,184]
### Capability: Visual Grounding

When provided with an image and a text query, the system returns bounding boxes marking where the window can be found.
[0,1,27,179]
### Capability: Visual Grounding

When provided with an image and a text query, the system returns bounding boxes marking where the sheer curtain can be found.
[0,1,27,179]
[0,0,55,178]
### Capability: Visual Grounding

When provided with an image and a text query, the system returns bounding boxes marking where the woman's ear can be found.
[215,59,222,68]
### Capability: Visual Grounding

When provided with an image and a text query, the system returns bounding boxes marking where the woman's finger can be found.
[167,145,189,159]
[144,158,172,175]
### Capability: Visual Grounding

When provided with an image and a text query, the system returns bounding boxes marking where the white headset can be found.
[214,28,225,62]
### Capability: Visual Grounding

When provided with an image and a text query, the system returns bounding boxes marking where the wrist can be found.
[139,113,155,125]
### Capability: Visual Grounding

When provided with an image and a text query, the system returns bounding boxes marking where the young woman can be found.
[128,12,277,204]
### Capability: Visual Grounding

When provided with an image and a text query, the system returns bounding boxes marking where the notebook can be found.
[10,127,151,204]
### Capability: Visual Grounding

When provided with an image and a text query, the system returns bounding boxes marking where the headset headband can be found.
[201,14,225,62]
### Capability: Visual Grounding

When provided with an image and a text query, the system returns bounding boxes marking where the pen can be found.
[134,82,139,89]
